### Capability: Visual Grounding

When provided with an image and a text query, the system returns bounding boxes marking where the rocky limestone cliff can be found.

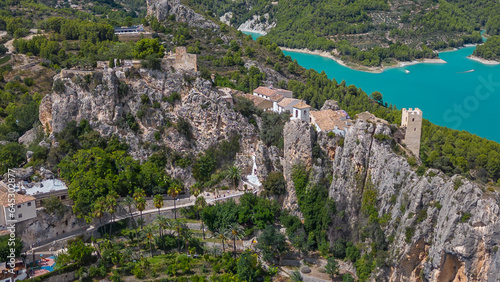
[17,206,87,249]
[39,68,275,186]
[325,113,500,281]
[237,14,276,35]
[283,119,315,215]
[146,0,217,29]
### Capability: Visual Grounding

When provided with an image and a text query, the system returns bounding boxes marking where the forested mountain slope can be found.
[185,0,500,65]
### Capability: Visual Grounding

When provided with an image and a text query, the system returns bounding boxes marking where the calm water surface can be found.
[243,31,500,142]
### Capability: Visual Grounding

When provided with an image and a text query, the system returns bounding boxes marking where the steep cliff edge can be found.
[283,119,315,214]
[327,113,500,281]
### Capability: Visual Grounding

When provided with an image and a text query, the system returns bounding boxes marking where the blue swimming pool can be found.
[41,265,54,272]
[39,256,56,272]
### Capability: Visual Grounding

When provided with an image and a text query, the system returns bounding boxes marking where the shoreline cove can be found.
[237,28,267,35]
[467,55,500,65]
[280,47,446,73]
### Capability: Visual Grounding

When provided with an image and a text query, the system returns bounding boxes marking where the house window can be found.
[295,110,298,117]
[412,118,415,122]
[17,205,21,209]
[18,214,22,218]
[304,110,306,115]
[414,128,416,131]
[61,195,66,200]
[28,202,31,206]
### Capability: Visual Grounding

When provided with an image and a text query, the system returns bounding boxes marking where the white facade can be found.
[292,106,310,122]
[0,199,36,226]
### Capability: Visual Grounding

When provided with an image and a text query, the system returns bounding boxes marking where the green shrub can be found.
[53,79,65,93]
[405,227,415,243]
[435,201,442,210]
[176,117,192,140]
[454,178,463,190]
[373,133,391,142]
[460,212,472,223]
[23,77,34,86]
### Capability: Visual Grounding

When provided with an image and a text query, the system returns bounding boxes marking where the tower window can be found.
[414,128,416,131]
[412,118,415,122]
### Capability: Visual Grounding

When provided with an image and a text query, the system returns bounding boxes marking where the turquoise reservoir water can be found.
[243,32,500,142]
[243,31,265,40]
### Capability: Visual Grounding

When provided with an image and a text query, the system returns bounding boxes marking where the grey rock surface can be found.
[326,113,500,281]
[146,0,218,29]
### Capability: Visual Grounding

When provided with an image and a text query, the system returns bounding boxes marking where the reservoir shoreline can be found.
[467,55,500,65]
[280,47,447,73]
[243,31,500,142]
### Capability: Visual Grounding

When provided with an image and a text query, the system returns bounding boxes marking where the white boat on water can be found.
[405,69,410,73]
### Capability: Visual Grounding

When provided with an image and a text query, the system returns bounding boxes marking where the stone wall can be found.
[401,108,422,157]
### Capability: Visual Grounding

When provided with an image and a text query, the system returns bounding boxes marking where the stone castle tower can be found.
[401,108,422,157]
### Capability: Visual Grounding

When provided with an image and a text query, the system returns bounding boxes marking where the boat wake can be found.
[458,69,475,73]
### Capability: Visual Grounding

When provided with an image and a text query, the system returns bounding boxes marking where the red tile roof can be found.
[270,94,284,102]
[253,86,277,97]
[0,183,36,207]
[294,101,311,109]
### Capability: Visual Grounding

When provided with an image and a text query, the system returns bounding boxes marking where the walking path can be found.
[30,190,254,252]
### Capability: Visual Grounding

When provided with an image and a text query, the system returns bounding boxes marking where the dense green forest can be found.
[473,35,500,60]
[186,0,500,64]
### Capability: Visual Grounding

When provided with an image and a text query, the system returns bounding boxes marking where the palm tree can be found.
[135,197,146,230]
[213,228,229,253]
[92,198,105,236]
[156,215,170,238]
[225,166,241,190]
[168,184,182,221]
[225,224,244,254]
[168,183,183,250]
[143,225,155,258]
[178,221,193,254]
[123,196,141,246]
[190,183,202,199]
[133,188,146,201]
[195,196,207,239]
[106,191,118,236]
[153,194,164,216]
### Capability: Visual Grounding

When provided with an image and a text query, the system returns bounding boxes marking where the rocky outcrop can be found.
[283,119,315,215]
[219,12,233,25]
[39,68,262,183]
[237,14,276,35]
[17,206,87,249]
[326,113,500,281]
[18,126,42,145]
[320,100,340,111]
[146,0,217,29]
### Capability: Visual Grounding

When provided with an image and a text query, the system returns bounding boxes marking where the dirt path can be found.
[3,29,42,54]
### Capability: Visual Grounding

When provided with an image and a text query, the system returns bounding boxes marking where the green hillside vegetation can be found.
[473,35,500,60]
[187,0,500,64]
